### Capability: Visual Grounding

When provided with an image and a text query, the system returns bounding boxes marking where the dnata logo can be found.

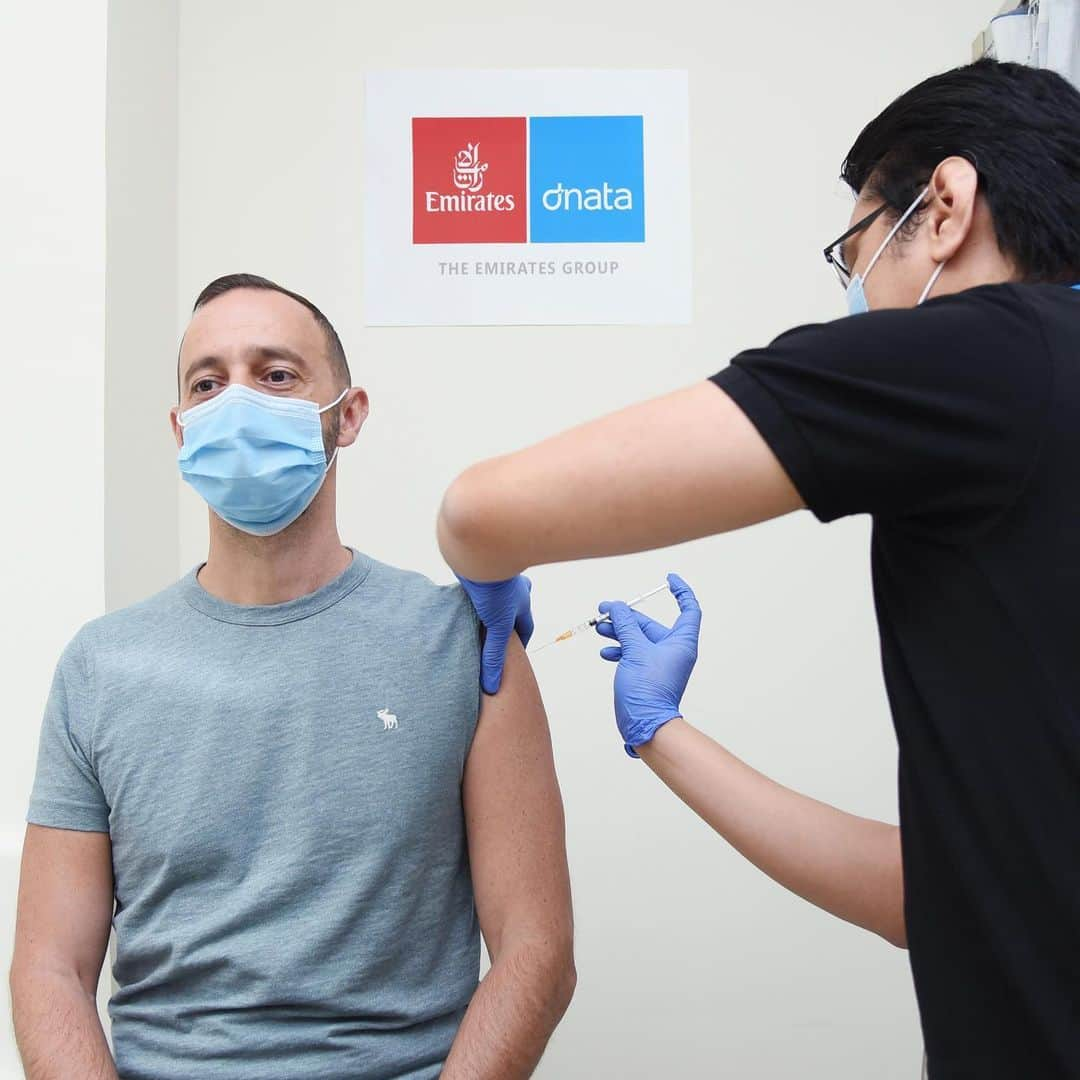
[540,182,634,212]
[529,116,643,243]
[412,114,644,244]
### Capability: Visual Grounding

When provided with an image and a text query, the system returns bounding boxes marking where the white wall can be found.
[174,2,994,1077]
[0,3,109,1076]
[105,0,180,612]
[2,2,179,1074]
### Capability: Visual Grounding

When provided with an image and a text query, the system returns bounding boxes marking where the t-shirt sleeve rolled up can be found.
[26,634,110,833]
[709,284,1053,537]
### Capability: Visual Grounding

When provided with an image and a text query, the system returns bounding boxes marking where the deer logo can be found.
[377,707,399,732]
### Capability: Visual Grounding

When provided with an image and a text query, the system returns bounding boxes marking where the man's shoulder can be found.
[360,554,480,634]
[355,555,482,703]
[70,575,190,656]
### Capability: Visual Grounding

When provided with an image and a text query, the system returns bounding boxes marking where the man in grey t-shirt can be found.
[10,275,575,1080]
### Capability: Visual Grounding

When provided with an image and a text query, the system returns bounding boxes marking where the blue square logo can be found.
[528,116,644,243]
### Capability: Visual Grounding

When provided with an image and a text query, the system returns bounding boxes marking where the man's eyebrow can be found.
[252,344,310,367]
[180,355,223,386]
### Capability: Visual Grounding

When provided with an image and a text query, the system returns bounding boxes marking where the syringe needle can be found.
[529,582,670,654]
[529,628,575,654]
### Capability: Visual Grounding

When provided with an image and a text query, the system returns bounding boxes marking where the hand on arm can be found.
[454,573,534,695]
[598,577,906,949]
[9,825,119,1080]
[442,637,575,1079]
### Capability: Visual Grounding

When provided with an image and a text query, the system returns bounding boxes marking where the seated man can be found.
[10,274,575,1080]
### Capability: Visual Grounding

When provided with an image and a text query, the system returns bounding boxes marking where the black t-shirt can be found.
[711,283,1080,1078]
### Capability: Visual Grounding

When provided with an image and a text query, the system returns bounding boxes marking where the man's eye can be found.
[193,379,216,393]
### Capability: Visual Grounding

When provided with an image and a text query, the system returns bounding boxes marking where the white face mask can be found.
[846,184,947,315]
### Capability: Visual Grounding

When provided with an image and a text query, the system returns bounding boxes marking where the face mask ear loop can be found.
[319,388,348,471]
[318,387,350,414]
[917,260,946,305]
[862,184,932,282]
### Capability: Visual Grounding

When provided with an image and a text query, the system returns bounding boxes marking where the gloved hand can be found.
[455,573,535,695]
[596,573,701,757]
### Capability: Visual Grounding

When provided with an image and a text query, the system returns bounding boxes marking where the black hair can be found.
[841,58,1080,283]
[191,273,351,387]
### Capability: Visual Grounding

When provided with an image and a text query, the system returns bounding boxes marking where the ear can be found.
[926,156,979,264]
[169,406,184,449]
[336,388,370,448]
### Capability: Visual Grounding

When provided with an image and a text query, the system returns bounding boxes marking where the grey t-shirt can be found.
[26,548,484,1080]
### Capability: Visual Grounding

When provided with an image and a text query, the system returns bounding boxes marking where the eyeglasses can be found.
[822,202,889,289]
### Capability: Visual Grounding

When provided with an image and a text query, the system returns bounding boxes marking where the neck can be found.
[196,472,351,605]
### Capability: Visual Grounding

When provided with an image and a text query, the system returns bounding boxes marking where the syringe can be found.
[530,583,669,654]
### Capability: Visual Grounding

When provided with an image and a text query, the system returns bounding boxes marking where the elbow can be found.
[511,936,577,1019]
[437,464,492,573]
[8,953,28,1000]
[439,461,520,579]
[548,927,578,1015]
[554,950,578,1015]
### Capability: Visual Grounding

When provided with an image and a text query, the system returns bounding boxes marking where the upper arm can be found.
[11,824,114,995]
[462,636,572,963]
[439,379,804,579]
[710,288,1050,534]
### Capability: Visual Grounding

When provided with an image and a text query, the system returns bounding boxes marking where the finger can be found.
[595,620,618,639]
[599,646,622,662]
[602,601,645,646]
[480,627,511,695]
[515,605,535,648]
[668,573,702,633]
[524,575,533,593]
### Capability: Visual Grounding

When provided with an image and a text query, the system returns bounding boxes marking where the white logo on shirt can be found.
[377,707,399,731]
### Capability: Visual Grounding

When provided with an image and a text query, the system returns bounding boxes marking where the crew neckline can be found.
[180,546,372,625]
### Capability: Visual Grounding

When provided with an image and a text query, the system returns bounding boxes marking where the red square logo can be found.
[412,117,527,244]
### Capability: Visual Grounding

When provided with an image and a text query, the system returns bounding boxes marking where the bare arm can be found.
[443,637,576,1079]
[438,381,804,580]
[639,718,905,948]
[9,824,118,1080]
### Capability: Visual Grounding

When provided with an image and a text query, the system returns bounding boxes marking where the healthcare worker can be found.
[437,60,1080,1079]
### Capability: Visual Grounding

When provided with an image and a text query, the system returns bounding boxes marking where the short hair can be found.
[841,59,1080,283]
[191,273,351,386]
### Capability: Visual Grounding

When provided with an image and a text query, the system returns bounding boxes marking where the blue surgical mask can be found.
[846,184,946,316]
[177,383,349,536]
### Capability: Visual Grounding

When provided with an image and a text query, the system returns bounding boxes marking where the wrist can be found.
[624,713,682,758]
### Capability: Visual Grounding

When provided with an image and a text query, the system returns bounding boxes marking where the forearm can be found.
[442,943,575,1079]
[638,718,906,947]
[11,969,118,1080]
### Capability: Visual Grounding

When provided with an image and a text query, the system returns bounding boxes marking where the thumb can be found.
[480,625,511,695]
[668,573,702,636]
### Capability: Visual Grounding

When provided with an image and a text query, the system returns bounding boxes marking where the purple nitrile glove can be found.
[455,573,535,695]
[595,573,701,757]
